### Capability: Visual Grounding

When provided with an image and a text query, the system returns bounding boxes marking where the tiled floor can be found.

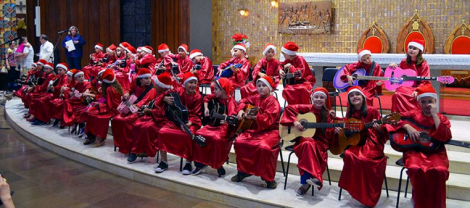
[0,107,234,208]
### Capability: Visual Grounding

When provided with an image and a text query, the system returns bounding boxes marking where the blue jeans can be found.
[67,56,82,70]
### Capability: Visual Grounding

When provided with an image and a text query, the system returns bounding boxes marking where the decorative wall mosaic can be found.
[212,0,470,64]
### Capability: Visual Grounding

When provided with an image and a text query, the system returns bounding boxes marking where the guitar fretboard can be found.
[304,122,344,129]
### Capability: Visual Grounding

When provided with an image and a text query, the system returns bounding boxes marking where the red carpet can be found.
[335,93,470,116]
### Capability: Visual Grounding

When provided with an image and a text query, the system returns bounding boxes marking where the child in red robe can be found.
[192,78,237,177]
[240,43,280,99]
[339,49,384,106]
[84,69,123,147]
[188,49,214,85]
[335,86,386,207]
[279,41,316,105]
[154,72,202,175]
[112,68,157,157]
[135,46,157,74]
[82,43,106,80]
[128,72,173,163]
[384,84,451,208]
[231,76,281,189]
[389,39,430,113]
[26,62,56,124]
[217,43,251,89]
[280,87,335,195]
[170,44,193,74]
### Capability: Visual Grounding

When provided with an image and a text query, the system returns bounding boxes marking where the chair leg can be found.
[283,152,294,190]
[405,175,410,198]
[273,91,278,100]
[280,148,286,177]
[156,151,160,163]
[338,95,344,117]
[338,188,342,201]
[312,185,314,196]
[376,96,383,116]
[179,157,183,172]
[396,167,406,208]
[114,146,116,152]
[226,158,229,165]
[326,163,332,186]
[384,173,389,198]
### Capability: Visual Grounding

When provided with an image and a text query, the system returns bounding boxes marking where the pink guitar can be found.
[117,95,139,114]
[334,66,455,91]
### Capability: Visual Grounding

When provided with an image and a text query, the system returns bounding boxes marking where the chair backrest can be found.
[322,68,338,92]
[213,65,219,76]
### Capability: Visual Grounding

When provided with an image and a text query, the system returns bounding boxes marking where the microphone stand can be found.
[52,32,66,70]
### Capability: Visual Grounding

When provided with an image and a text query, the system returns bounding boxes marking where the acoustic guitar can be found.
[206,99,227,126]
[329,113,401,155]
[389,119,470,153]
[217,63,243,79]
[166,92,206,147]
[235,104,259,135]
[210,110,238,126]
[279,113,362,143]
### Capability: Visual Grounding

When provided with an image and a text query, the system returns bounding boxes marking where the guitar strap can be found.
[135,83,154,104]
[360,61,376,87]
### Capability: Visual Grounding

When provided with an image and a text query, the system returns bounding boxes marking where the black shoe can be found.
[127,153,138,163]
[52,119,60,127]
[154,161,168,173]
[83,133,96,145]
[217,166,226,177]
[191,162,207,175]
[31,119,45,125]
[306,177,322,189]
[182,163,192,175]
[70,123,78,134]
[230,172,251,182]
[265,180,278,189]
[296,184,311,195]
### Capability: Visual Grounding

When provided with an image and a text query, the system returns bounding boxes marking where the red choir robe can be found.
[193,57,214,85]
[338,107,386,207]
[40,74,69,122]
[23,70,46,108]
[156,87,203,161]
[240,57,281,99]
[384,110,451,208]
[130,90,169,157]
[83,51,106,80]
[135,54,157,74]
[391,59,430,113]
[280,104,335,190]
[85,86,122,139]
[280,55,316,105]
[112,82,157,155]
[61,81,92,126]
[156,55,180,88]
[16,69,38,102]
[217,57,251,89]
[234,94,281,182]
[169,54,192,74]
[193,94,238,169]
[113,54,132,90]
[28,72,56,120]
[340,61,383,106]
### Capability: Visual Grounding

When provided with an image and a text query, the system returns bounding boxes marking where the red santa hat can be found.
[232,43,246,53]
[74,70,84,78]
[214,78,233,97]
[101,69,116,84]
[32,62,37,68]
[107,44,117,52]
[119,42,130,49]
[37,59,47,66]
[357,49,372,61]
[416,83,437,100]
[408,39,425,52]
[44,62,54,70]
[97,69,107,84]
[256,76,275,92]
[137,47,142,53]
[137,68,152,78]
[56,63,69,71]
[126,45,137,54]
[95,43,103,51]
[154,72,172,89]
[141,46,154,54]
[311,87,331,110]
[178,44,189,54]
[189,49,203,60]
[281,42,299,56]
[182,71,198,86]
[347,86,365,97]
[158,43,170,53]
[263,43,277,56]
[67,69,78,76]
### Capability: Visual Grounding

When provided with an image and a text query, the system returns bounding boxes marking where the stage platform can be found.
[5,97,470,208]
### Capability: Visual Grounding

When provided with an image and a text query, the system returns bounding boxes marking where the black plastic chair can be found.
[282,145,332,196]
[338,155,389,200]
[322,68,344,117]
[395,157,410,208]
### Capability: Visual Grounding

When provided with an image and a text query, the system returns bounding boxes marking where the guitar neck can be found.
[447,140,470,149]
[305,122,344,129]
[355,75,388,81]
[402,76,437,81]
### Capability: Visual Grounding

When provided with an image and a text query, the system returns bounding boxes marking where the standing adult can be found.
[17,37,34,75]
[5,41,18,92]
[39,34,54,63]
[61,26,86,70]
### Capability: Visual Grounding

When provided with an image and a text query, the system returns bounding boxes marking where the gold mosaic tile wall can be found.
[212,0,470,64]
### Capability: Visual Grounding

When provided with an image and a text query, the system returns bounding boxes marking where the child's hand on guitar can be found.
[237,110,245,120]
[376,81,383,86]
[372,119,382,132]
[329,110,336,117]
[334,127,342,134]
[204,108,210,117]
[163,96,174,105]
[279,69,286,79]
[186,121,192,127]
[293,121,304,131]
[411,91,418,98]
[220,119,226,125]
[143,108,152,116]
[346,75,354,86]
[404,124,420,142]
[388,63,397,68]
